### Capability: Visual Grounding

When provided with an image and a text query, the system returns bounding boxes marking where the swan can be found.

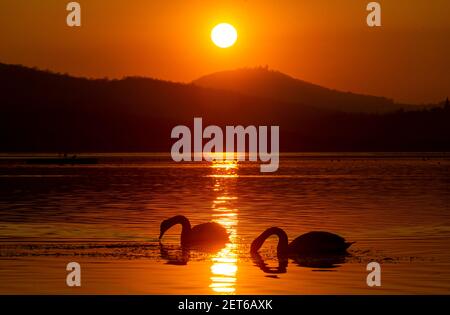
[159,215,229,248]
[250,227,354,257]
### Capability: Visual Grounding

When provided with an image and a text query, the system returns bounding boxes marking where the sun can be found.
[211,23,238,48]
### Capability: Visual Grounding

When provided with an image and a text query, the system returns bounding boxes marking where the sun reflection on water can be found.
[209,160,239,294]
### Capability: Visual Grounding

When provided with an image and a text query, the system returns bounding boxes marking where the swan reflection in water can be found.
[251,251,348,276]
[251,252,288,275]
[159,244,189,265]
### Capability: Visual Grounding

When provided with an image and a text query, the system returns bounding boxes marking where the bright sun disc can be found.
[211,23,237,48]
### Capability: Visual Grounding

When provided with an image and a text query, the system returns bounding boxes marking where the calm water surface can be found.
[0,153,449,294]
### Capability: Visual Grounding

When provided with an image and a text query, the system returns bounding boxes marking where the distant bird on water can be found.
[251,227,354,258]
[159,215,229,248]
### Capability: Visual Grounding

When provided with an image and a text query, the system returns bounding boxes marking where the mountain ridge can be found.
[1,62,449,152]
[193,67,420,113]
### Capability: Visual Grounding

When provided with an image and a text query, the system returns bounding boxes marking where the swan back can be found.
[187,222,229,247]
[289,231,352,254]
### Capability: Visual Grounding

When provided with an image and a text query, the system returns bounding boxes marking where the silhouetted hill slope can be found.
[1,63,449,152]
[193,67,417,113]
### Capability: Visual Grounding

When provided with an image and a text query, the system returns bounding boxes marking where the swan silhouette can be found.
[159,215,229,248]
[251,227,354,258]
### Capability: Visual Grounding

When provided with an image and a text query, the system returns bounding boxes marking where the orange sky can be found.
[0,0,449,104]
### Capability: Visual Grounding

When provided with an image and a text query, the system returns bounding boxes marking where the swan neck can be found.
[177,216,192,243]
[251,227,289,255]
[274,229,289,256]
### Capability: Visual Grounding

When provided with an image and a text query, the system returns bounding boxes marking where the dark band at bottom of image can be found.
[2,295,448,312]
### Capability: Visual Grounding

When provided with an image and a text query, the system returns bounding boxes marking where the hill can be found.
[193,67,416,113]
[0,63,449,152]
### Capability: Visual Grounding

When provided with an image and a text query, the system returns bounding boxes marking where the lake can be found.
[0,153,449,294]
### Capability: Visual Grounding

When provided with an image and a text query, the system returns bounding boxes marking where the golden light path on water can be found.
[209,160,239,294]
